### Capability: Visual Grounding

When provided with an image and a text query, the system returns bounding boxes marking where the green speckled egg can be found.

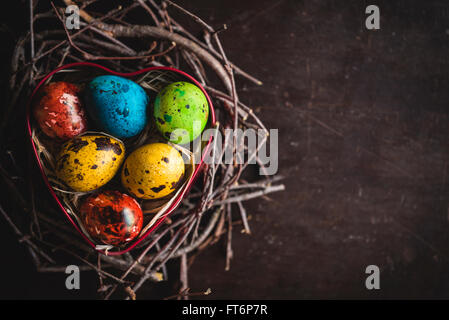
[154,82,209,144]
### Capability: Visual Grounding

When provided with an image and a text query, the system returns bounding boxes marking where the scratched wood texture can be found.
[1,0,449,299]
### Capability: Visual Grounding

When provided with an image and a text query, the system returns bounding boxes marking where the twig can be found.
[237,201,251,235]
[214,185,285,205]
[179,253,188,300]
[225,204,233,271]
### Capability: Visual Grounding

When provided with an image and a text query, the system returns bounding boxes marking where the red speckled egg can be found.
[33,81,87,140]
[80,191,143,246]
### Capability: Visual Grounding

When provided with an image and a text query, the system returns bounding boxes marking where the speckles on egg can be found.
[85,75,149,139]
[33,81,88,140]
[121,143,185,199]
[154,81,209,145]
[92,136,123,155]
[163,114,172,122]
[80,191,143,246]
[56,135,125,192]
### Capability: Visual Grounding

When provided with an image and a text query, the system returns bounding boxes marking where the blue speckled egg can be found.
[85,75,149,138]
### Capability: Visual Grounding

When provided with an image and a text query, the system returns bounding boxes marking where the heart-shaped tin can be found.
[26,62,216,256]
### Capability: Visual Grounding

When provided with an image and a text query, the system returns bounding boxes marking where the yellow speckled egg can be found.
[55,135,125,192]
[121,143,185,199]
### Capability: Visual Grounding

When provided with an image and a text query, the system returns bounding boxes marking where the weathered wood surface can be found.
[1,0,449,299]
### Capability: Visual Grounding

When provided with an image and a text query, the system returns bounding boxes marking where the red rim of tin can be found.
[26,62,216,256]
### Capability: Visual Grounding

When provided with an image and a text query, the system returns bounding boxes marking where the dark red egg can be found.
[33,81,87,140]
[80,191,143,246]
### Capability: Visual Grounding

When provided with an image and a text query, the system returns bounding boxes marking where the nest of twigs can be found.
[3,0,285,299]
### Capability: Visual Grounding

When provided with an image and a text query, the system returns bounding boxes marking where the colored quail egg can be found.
[80,191,143,246]
[33,81,87,140]
[121,143,185,199]
[55,134,125,192]
[154,81,209,144]
[85,75,149,139]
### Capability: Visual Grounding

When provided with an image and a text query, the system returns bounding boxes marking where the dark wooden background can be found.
[1,0,449,299]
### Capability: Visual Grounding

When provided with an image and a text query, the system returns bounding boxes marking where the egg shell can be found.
[121,143,185,199]
[33,81,87,140]
[85,75,149,138]
[80,191,143,246]
[55,135,125,192]
[154,81,209,144]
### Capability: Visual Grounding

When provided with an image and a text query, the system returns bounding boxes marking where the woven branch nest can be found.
[4,0,285,300]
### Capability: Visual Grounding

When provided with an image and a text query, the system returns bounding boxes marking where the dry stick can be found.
[4,67,31,133]
[211,127,232,184]
[57,46,71,66]
[40,235,144,284]
[26,140,42,241]
[9,34,27,89]
[29,0,35,84]
[37,210,81,236]
[153,220,196,268]
[97,254,104,290]
[103,216,189,300]
[62,0,232,93]
[205,124,220,204]
[181,49,206,85]
[99,255,148,276]
[179,253,188,300]
[77,22,174,60]
[100,23,232,92]
[167,14,262,86]
[20,4,126,70]
[164,288,211,300]
[214,184,285,206]
[190,52,209,82]
[155,218,196,263]
[203,30,263,86]
[208,28,239,185]
[77,41,176,61]
[130,217,196,295]
[38,265,93,272]
[190,210,203,244]
[225,204,233,271]
[171,206,222,258]
[110,222,188,297]
[229,175,285,191]
[240,133,268,173]
[204,85,268,133]
[226,63,241,185]
[34,10,56,21]
[237,201,251,235]
[51,1,97,60]
[76,27,136,56]
[40,239,126,284]
[27,246,41,269]
[148,0,171,30]
[79,24,137,56]
[114,1,142,21]
[55,2,155,62]
[79,0,101,10]
[204,46,239,189]
[156,242,168,280]
[165,0,213,32]
[218,98,248,121]
[214,206,226,241]
[137,0,161,26]
[39,219,152,278]
[0,204,55,264]
[160,1,174,33]
[39,220,92,251]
